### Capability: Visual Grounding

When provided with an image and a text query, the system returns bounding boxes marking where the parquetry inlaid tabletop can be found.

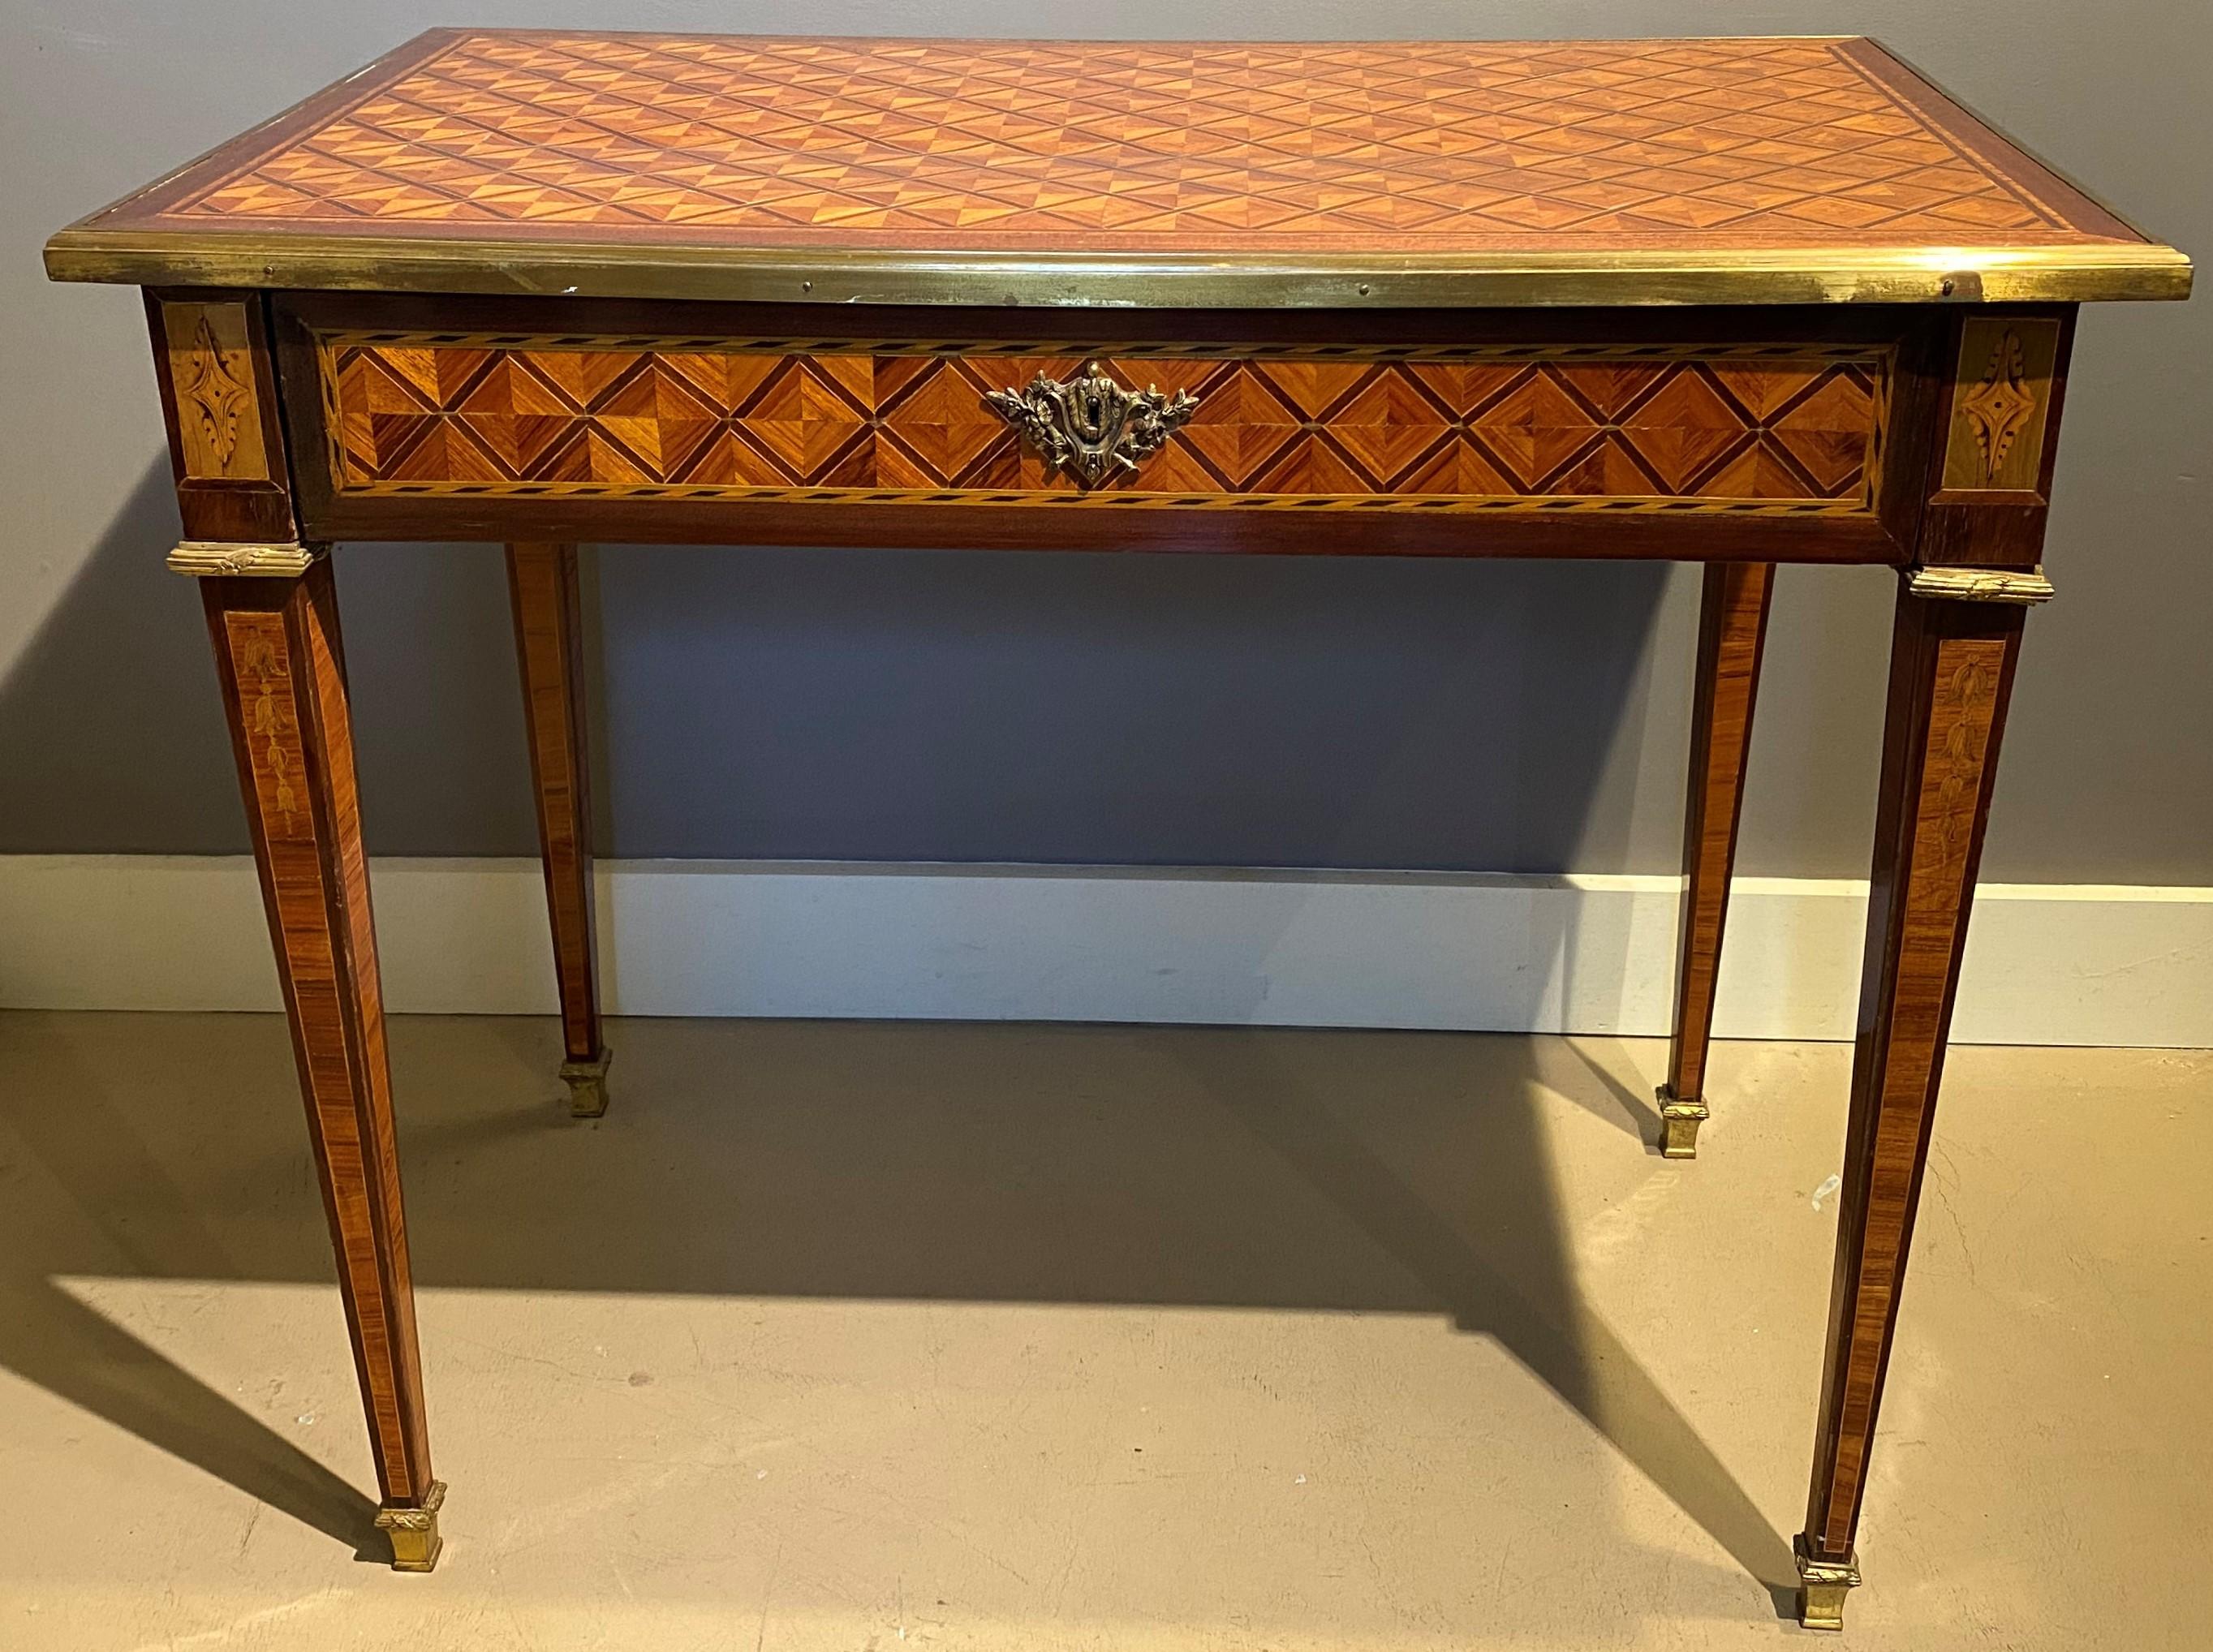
[47,31,2187,308]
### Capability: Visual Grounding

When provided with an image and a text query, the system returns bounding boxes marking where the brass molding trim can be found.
[167,540,326,578]
[1793,1534,1862,1633]
[45,229,2195,308]
[374,1479,446,1573]
[1906,564,2056,604]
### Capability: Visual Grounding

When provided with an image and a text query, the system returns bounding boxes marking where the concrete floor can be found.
[0,1011,2206,1650]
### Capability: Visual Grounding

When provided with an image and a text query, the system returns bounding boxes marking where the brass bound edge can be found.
[41,230,2196,309]
[1793,1534,1862,1632]
[168,540,325,578]
[1906,564,2056,604]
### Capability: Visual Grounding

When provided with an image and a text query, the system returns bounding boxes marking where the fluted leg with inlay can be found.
[202,559,442,1570]
[506,542,610,1116]
[1796,579,2027,1627]
[1658,561,1774,1158]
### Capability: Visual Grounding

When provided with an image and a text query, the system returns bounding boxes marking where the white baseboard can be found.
[1,855,2207,1048]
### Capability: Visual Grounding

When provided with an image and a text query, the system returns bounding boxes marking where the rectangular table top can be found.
[48,31,2186,308]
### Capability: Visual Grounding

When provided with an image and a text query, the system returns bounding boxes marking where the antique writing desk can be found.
[45,30,2189,1629]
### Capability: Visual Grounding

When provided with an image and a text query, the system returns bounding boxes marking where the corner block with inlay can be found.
[1795,307,2069,1630]
[152,279,446,1571]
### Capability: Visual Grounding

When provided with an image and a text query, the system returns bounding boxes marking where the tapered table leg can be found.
[202,557,442,1570]
[1796,577,2030,1628]
[1658,561,1774,1157]
[506,543,610,1117]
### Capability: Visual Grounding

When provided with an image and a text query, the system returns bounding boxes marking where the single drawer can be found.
[313,329,1888,518]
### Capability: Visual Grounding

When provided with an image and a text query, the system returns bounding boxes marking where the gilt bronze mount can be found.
[167,540,325,578]
[984,361,1199,487]
[559,1048,613,1119]
[1905,565,2056,604]
[1654,1083,1711,1159]
[1794,1535,1862,1631]
[374,1480,447,1572]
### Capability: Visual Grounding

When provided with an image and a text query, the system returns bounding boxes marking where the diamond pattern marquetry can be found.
[160,32,2104,253]
[320,334,1887,513]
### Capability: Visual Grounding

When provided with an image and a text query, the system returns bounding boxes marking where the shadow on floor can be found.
[0,1010,1797,1619]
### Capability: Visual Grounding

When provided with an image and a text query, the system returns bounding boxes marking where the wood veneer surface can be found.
[74,33,2153,258]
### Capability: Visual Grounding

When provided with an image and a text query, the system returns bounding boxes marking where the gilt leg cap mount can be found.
[1655,1083,1710,1159]
[560,1048,614,1118]
[375,1480,447,1572]
[1794,1534,1862,1631]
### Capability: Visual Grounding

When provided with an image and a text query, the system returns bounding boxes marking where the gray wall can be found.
[3,1,2207,881]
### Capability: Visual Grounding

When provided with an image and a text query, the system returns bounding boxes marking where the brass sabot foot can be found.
[1655,1083,1708,1159]
[375,1479,446,1572]
[560,1048,613,1118]
[1794,1534,1860,1631]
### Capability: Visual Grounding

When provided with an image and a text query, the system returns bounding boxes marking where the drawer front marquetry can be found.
[317,333,1888,516]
